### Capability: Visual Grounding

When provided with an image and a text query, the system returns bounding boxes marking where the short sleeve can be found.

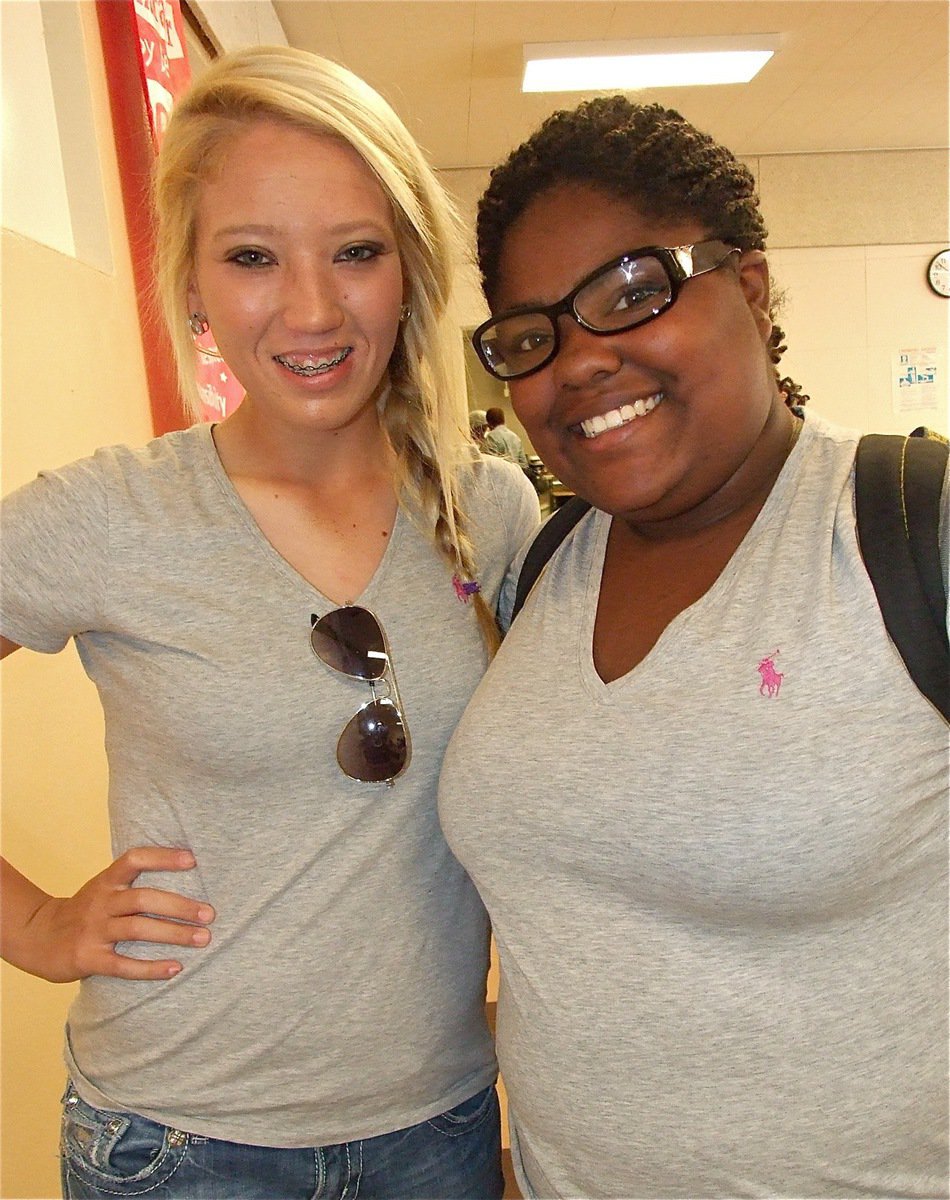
[0,458,110,652]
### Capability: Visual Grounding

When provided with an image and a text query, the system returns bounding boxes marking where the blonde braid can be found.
[383,307,501,657]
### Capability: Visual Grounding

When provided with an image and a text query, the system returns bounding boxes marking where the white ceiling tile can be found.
[268,0,949,166]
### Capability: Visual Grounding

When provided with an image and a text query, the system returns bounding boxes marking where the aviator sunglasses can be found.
[310,606,410,785]
[472,239,740,381]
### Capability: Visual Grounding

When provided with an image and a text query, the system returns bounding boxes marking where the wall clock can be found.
[926,249,950,297]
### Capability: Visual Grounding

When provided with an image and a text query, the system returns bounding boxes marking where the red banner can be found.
[133,0,190,148]
[131,0,244,420]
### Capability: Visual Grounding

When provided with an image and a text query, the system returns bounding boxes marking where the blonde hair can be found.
[153,46,499,649]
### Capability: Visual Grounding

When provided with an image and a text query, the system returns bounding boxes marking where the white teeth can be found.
[578,393,663,439]
[275,348,351,376]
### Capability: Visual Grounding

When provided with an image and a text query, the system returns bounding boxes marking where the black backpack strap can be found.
[854,432,949,720]
[511,496,593,622]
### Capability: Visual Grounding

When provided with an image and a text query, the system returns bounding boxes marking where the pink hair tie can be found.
[452,574,481,603]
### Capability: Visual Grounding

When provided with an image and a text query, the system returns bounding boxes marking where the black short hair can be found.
[477,96,767,307]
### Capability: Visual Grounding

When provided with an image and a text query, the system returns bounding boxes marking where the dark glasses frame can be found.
[310,605,410,786]
[472,239,740,381]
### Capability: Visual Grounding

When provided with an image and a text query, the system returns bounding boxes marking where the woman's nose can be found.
[552,316,624,388]
[280,265,345,332]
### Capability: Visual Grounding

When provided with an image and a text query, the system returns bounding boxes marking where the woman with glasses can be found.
[439,97,948,1198]
[0,46,538,1199]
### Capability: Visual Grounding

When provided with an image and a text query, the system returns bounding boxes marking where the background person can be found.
[483,406,528,467]
[440,96,948,1199]
[469,408,489,448]
[1,46,538,1200]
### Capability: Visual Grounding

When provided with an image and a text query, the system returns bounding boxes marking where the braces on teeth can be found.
[276,348,351,376]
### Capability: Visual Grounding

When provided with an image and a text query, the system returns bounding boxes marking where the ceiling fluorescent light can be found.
[523,36,778,93]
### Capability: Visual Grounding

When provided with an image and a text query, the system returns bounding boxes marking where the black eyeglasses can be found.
[310,606,410,785]
[472,239,740,381]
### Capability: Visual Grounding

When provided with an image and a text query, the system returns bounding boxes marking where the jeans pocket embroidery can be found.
[426,1084,497,1137]
[61,1082,188,1193]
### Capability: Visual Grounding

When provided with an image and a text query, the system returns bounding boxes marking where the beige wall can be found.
[1,3,154,1197]
[1,7,948,1199]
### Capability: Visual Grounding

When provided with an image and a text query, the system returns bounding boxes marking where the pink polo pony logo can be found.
[756,650,784,698]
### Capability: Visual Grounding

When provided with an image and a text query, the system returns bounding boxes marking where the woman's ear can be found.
[737,250,773,342]
[187,277,203,319]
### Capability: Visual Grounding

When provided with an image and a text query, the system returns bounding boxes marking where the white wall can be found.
[771,244,947,435]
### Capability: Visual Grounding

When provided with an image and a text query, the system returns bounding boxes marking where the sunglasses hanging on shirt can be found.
[310,605,410,786]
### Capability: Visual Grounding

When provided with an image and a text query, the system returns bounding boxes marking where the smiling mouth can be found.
[576,393,664,439]
[274,348,352,376]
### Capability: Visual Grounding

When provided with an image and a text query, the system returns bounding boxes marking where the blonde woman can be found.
[1,47,538,1199]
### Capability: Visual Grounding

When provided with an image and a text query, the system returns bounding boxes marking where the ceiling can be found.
[270,1,949,172]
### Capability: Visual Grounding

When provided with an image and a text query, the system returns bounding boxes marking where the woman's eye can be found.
[516,329,553,353]
[613,284,663,312]
[497,326,552,360]
[229,249,273,268]
[337,244,381,263]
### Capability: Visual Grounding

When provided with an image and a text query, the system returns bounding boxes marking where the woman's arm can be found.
[0,851,216,983]
[1,639,216,981]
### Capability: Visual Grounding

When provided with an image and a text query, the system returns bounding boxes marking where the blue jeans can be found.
[60,1081,503,1199]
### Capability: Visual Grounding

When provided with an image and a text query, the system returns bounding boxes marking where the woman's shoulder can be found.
[88,422,213,478]
[797,407,860,451]
[455,452,541,563]
[464,452,539,520]
[790,408,863,492]
[13,423,211,489]
[3,424,217,527]
[461,451,535,503]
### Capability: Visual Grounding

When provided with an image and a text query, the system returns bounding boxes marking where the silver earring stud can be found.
[399,303,412,323]
[189,312,210,337]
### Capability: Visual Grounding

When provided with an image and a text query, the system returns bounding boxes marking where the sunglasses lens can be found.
[311,606,387,680]
[337,698,408,783]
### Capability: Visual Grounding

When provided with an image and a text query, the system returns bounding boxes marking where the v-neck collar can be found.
[195,422,405,609]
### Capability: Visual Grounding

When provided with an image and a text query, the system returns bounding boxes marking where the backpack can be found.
[510,432,949,721]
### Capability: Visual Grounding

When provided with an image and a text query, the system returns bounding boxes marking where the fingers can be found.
[111,885,215,928]
[109,911,212,950]
[92,949,191,981]
[77,847,217,980]
[103,846,202,887]
[101,846,216,930]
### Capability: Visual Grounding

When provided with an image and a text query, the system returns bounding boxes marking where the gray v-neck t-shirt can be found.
[440,412,949,1198]
[2,423,540,1146]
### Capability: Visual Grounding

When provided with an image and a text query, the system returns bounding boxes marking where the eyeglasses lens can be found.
[480,317,553,380]
[337,697,408,783]
[311,606,387,679]
[576,257,672,330]
[478,254,674,380]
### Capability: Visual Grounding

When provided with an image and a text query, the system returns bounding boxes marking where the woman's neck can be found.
[213,398,397,492]
[622,400,801,546]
